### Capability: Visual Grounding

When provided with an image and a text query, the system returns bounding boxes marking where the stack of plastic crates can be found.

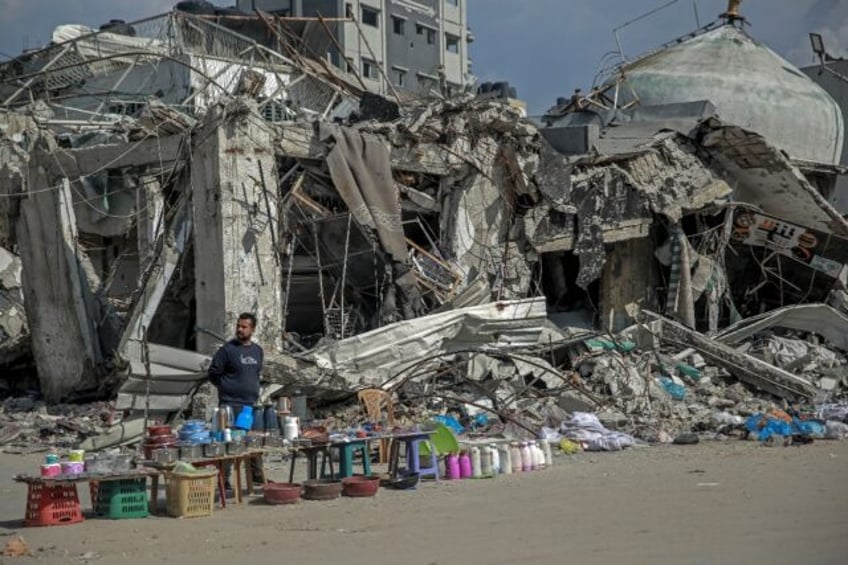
[165,469,217,518]
[24,482,84,527]
[90,478,149,519]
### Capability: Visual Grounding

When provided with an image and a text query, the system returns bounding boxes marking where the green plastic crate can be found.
[92,478,149,519]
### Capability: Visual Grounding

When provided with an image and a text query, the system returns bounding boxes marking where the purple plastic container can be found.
[446,453,461,480]
[459,452,472,479]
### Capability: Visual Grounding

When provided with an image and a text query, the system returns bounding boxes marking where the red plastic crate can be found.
[24,483,84,527]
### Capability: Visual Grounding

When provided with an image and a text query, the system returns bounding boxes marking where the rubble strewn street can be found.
[0,4,846,451]
[0,0,847,561]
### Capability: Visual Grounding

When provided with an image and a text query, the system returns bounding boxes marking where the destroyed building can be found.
[1,3,847,448]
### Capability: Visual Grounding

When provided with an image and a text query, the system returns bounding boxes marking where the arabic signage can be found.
[731,211,848,279]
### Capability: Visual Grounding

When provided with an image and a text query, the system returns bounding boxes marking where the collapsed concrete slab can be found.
[644,310,817,400]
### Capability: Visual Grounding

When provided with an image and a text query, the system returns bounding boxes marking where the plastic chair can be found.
[357,389,395,464]
[419,423,460,457]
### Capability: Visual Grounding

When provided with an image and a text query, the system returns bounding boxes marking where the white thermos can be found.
[284,416,300,440]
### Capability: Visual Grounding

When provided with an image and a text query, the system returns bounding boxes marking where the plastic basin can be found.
[302,479,342,501]
[263,483,302,505]
[341,475,380,498]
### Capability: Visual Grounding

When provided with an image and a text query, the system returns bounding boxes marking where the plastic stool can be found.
[24,483,84,527]
[390,434,439,481]
[326,440,371,479]
[289,445,334,483]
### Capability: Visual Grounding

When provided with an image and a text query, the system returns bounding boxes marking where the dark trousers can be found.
[221,403,265,486]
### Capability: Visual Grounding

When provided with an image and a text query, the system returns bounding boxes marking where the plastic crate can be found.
[24,483,84,527]
[91,478,149,519]
[165,469,217,518]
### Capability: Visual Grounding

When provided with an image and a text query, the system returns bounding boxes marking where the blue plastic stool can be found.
[389,433,439,480]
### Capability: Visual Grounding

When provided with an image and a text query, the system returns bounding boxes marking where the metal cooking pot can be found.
[152,447,179,464]
[226,441,245,455]
[179,444,203,459]
[203,442,223,457]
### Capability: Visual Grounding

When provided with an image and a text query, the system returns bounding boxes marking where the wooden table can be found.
[144,450,265,508]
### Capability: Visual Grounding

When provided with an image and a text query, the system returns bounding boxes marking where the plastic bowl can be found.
[388,472,420,491]
[302,479,342,501]
[263,482,302,505]
[341,475,380,498]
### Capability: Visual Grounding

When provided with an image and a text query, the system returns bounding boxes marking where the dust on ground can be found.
[1,440,846,565]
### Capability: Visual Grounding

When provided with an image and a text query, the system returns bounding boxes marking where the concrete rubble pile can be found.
[0,397,115,453]
[0,9,847,450]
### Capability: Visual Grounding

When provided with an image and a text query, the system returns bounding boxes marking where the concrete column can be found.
[191,103,282,355]
[17,155,102,402]
[600,236,656,332]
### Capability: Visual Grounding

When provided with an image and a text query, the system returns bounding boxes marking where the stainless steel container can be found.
[152,447,178,464]
[226,440,245,455]
[203,442,223,457]
[179,444,203,459]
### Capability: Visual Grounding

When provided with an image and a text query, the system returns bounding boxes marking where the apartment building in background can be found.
[236,0,473,95]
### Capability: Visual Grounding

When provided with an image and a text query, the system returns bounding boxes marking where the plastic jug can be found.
[541,439,553,467]
[459,451,472,478]
[446,453,461,480]
[234,406,253,430]
[480,446,493,476]
[471,446,482,478]
[510,443,522,473]
[534,442,545,469]
[520,442,532,472]
[489,444,500,474]
[498,445,512,475]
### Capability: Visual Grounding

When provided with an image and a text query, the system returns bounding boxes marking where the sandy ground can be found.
[0,439,846,565]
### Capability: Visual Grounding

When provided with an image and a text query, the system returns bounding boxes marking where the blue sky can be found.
[1,0,846,112]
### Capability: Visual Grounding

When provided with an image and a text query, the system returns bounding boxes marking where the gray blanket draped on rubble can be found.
[322,125,406,263]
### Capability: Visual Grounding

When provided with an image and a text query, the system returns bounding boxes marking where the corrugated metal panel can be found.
[116,343,209,413]
[302,298,558,382]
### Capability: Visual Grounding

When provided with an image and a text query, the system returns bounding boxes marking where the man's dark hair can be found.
[238,312,257,328]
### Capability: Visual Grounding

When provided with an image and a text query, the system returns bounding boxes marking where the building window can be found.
[446,33,460,54]
[392,16,405,35]
[392,67,407,87]
[345,3,353,18]
[446,0,459,5]
[362,58,378,80]
[362,6,379,27]
[416,24,436,45]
